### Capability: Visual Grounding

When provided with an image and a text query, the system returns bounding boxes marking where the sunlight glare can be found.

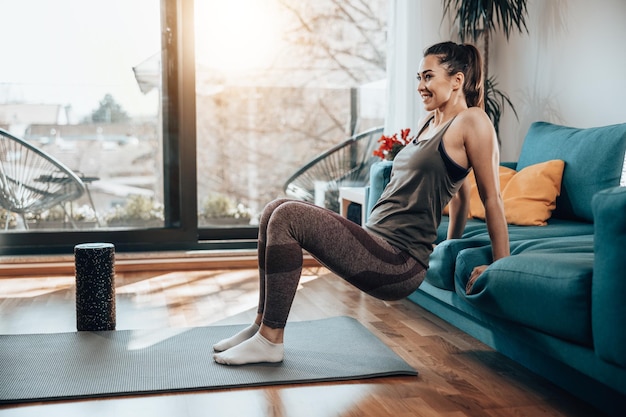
[2,277,74,298]
[127,327,189,350]
[195,0,282,72]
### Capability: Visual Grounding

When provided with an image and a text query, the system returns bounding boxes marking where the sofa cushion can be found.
[505,218,594,241]
[517,122,626,222]
[442,162,518,217]
[454,236,594,346]
[426,236,491,290]
[469,160,565,226]
[430,218,594,290]
[443,165,517,217]
[435,217,488,243]
[465,166,516,218]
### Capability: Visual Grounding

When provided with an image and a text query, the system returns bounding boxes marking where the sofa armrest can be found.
[366,160,393,220]
[592,186,626,367]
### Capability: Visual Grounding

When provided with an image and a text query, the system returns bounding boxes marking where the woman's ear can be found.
[453,72,465,91]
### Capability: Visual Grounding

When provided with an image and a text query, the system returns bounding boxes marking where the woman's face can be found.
[416,54,457,112]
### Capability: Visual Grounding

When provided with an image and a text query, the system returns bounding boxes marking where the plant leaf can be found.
[442,0,529,41]
[485,76,518,139]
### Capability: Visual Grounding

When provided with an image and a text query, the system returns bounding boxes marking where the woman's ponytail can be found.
[461,44,484,109]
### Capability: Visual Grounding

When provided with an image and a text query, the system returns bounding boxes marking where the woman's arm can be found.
[447,179,470,239]
[461,109,510,293]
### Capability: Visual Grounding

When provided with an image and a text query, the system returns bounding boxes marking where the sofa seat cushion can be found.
[435,217,593,244]
[454,236,594,346]
[435,217,488,243]
[429,218,594,290]
[426,235,491,290]
[517,122,626,222]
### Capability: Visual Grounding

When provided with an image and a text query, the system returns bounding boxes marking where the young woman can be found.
[213,41,510,365]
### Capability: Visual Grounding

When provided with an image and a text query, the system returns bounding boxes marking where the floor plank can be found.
[0,265,602,416]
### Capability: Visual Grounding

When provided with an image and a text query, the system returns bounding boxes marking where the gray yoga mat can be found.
[0,316,416,403]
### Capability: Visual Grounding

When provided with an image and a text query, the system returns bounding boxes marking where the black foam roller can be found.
[75,243,116,331]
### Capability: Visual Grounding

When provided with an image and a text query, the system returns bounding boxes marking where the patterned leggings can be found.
[257,199,427,328]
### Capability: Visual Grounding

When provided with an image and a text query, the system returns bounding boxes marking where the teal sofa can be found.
[366,121,626,416]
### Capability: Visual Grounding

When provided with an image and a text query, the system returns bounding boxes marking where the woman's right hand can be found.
[466,264,488,294]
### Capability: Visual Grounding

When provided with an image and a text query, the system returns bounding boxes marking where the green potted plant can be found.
[200,193,252,226]
[443,0,529,136]
[104,195,164,228]
[0,209,18,229]
[30,206,66,229]
[31,204,99,229]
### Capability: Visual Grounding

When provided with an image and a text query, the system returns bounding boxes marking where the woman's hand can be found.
[466,264,488,294]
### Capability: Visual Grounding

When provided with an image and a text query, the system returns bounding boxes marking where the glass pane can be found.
[195,0,388,228]
[0,0,164,231]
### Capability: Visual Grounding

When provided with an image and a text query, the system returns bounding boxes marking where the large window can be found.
[0,0,387,254]
[194,0,387,236]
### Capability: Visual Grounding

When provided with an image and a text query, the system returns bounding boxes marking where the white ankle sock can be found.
[213,332,284,365]
[213,323,260,352]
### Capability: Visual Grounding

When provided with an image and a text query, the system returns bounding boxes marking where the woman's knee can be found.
[265,198,292,212]
[267,200,304,224]
[265,200,318,238]
[260,198,294,225]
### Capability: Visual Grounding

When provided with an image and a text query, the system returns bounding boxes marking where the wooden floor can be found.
[0,262,602,417]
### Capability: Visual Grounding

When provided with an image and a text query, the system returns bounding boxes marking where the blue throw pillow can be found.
[517,122,626,222]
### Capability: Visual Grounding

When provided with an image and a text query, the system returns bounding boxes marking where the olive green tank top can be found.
[365,118,469,267]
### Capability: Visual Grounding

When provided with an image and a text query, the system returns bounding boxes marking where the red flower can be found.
[373,129,414,160]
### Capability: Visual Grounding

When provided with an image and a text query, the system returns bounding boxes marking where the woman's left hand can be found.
[466,265,488,294]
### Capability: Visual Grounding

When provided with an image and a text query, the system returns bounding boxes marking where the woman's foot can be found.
[213,323,260,352]
[213,332,284,365]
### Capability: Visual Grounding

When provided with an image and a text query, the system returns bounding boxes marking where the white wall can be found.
[398,0,626,162]
[491,0,626,161]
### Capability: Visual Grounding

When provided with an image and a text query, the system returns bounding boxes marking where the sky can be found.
[0,0,161,119]
[194,0,283,72]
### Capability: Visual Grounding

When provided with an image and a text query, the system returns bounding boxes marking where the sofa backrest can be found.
[517,122,626,222]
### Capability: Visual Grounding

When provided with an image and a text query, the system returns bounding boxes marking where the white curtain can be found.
[384,0,450,135]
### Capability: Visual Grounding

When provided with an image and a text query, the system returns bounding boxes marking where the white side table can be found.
[339,187,368,225]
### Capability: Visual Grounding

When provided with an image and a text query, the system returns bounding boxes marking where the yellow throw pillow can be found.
[443,166,516,217]
[467,166,517,219]
[445,160,565,226]
[500,159,565,226]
